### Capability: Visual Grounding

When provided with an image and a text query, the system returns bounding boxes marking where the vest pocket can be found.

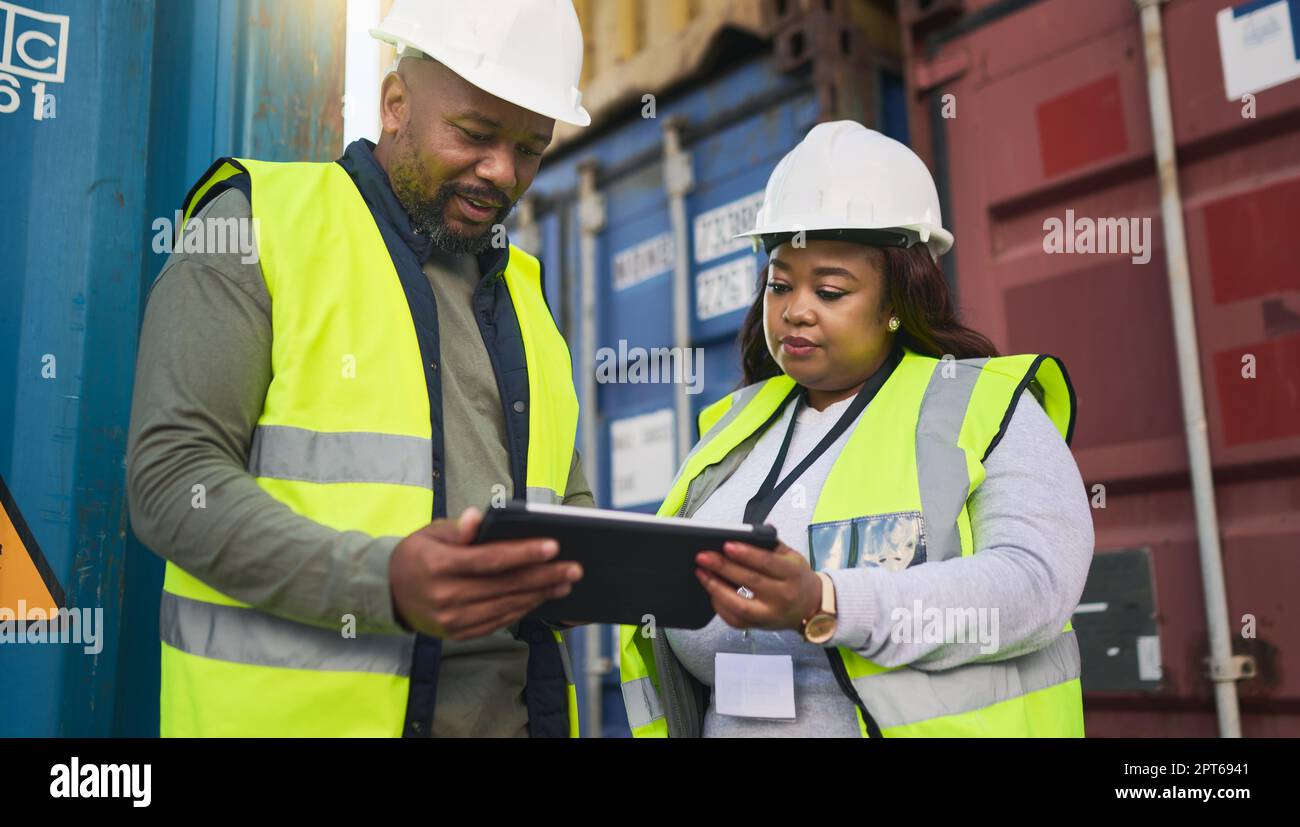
[807,512,928,572]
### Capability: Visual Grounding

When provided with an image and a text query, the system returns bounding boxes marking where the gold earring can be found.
[888,316,901,332]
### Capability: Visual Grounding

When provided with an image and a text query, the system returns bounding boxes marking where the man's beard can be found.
[388,143,515,256]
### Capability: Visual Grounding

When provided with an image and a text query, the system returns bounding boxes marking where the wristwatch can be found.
[800,571,838,644]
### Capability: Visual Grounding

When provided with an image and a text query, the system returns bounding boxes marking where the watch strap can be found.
[818,571,836,615]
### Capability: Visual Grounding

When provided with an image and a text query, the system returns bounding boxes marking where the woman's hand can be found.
[695,540,823,632]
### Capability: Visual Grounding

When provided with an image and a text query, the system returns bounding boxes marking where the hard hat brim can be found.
[736,224,954,257]
[371,26,592,127]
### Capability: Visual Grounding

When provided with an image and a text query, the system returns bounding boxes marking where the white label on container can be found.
[1217,1,1300,99]
[693,190,765,264]
[610,408,676,508]
[613,231,675,291]
[0,2,69,122]
[696,256,759,321]
[0,2,70,83]
[1136,635,1163,682]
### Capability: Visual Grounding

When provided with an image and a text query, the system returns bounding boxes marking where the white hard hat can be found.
[737,120,953,259]
[371,0,591,127]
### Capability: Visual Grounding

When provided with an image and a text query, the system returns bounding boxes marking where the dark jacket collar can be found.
[336,139,509,278]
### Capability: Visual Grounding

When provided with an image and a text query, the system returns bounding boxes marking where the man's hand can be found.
[389,507,584,640]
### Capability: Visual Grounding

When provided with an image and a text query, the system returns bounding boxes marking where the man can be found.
[126,0,593,737]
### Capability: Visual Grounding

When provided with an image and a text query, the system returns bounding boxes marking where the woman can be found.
[618,121,1094,737]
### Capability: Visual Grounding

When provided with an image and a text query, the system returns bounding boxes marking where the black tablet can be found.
[474,501,779,629]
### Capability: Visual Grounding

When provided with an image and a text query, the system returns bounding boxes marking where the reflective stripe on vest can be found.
[621,675,666,732]
[161,591,413,675]
[617,627,669,738]
[161,157,580,737]
[246,428,573,500]
[915,356,985,562]
[621,347,1083,737]
[853,632,1081,732]
[248,426,434,488]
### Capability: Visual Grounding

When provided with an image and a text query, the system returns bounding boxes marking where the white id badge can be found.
[714,653,797,720]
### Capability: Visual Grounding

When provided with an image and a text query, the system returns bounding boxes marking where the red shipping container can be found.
[900,0,1300,736]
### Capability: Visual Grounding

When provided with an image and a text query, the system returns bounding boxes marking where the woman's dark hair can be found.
[738,243,1000,386]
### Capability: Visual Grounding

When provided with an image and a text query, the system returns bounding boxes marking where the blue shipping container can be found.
[0,0,346,737]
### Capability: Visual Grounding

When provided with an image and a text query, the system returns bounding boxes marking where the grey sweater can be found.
[665,388,1095,736]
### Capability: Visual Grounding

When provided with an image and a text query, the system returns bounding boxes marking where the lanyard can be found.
[742,344,902,527]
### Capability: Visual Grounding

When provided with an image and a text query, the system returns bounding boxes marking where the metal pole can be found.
[513,196,540,258]
[1134,0,1243,737]
[577,161,606,737]
[663,116,696,465]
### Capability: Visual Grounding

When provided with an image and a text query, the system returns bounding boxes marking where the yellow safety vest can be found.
[619,346,1084,737]
[159,157,580,737]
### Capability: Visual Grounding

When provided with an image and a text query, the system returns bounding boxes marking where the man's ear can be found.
[379,71,411,136]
